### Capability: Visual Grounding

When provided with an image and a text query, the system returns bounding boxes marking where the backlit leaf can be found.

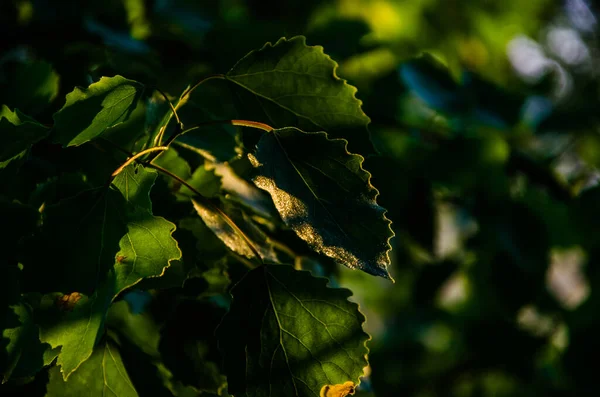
[53,75,143,147]
[249,127,393,279]
[191,199,278,262]
[37,271,116,379]
[45,339,138,397]
[111,164,182,293]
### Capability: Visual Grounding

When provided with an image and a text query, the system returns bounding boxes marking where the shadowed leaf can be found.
[217,264,369,397]
[226,36,375,156]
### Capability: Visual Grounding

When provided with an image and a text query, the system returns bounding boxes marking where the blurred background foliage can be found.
[2,0,600,396]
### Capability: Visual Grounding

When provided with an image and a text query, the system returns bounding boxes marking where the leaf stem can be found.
[153,93,183,149]
[111,146,168,177]
[145,162,265,264]
[155,88,183,129]
[179,119,274,136]
[177,74,226,107]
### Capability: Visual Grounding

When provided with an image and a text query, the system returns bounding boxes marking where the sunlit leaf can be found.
[218,264,369,397]
[37,271,116,380]
[181,163,222,198]
[45,339,138,397]
[111,164,182,294]
[52,75,143,147]
[152,147,192,192]
[191,199,278,262]
[320,381,356,397]
[249,127,393,278]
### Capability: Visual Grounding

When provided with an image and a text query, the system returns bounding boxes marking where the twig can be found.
[111,146,168,177]
[145,162,264,264]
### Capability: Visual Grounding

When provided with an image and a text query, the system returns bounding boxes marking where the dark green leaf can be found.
[175,78,243,162]
[160,300,227,393]
[249,127,393,278]
[0,105,49,163]
[218,264,369,397]
[52,76,144,147]
[0,60,60,115]
[226,36,375,155]
[21,188,127,295]
[1,302,48,382]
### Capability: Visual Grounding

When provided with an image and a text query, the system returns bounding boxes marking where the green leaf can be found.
[113,207,182,294]
[1,302,48,382]
[23,164,181,294]
[0,105,49,163]
[1,60,60,115]
[21,187,127,294]
[226,36,375,155]
[181,163,222,198]
[52,76,144,147]
[159,300,227,393]
[25,164,180,378]
[249,127,393,279]
[191,199,278,262]
[175,78,243,162]
[37,271,116,380]
[45,339,138,397]
[217,264,369,397]
[178,217,230,262]
[153,147,192,192]
[112,163,158,212]
[112,165,182,294]
[213,161,278,220]
[183,263,231,298]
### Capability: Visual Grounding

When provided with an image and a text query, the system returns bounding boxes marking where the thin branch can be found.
[100,138,134,157]
[111,146,168,177]
[177,74,226,108]
[145,162,264,264]
[178,119,274,137]
[155,88,183,128]
[228,252,258,270]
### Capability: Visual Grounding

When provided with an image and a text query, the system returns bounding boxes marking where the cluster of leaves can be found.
[0,34,395,396]
[4,1,600,396]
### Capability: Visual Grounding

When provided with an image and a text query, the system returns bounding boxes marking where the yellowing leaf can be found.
[320,381,356,397]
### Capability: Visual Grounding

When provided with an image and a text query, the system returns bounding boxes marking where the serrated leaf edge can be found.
[226,35,376,152]
[218,264,372,395]
[251,127,395,280]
